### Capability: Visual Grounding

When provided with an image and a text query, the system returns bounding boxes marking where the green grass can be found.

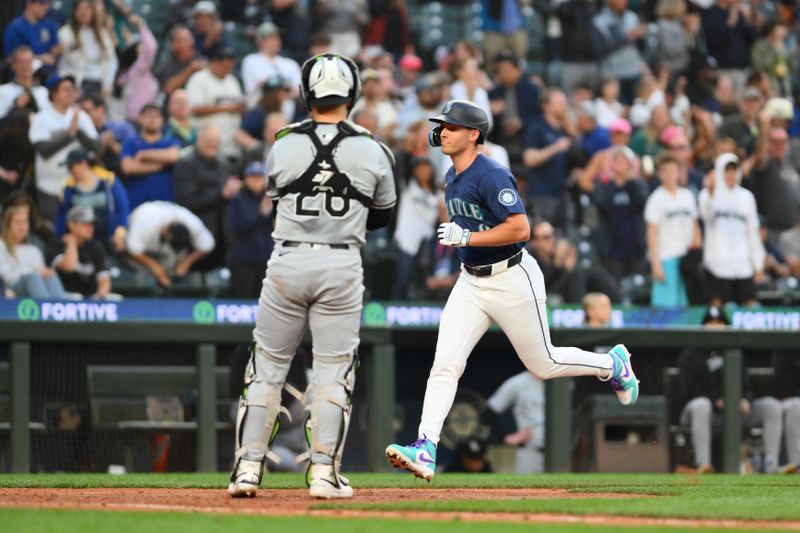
[0,509,781,533]
[1,473,799,529]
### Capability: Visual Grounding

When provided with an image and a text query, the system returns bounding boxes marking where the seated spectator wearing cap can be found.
[186,48,245,162]
[0,205,65,299]
[121,104,181,210]
[239,112,288,173]
[125,201,215,288]
[645,153,701,307]
[29,75,98,222]
[163,89,198,150]
[115,14,158,122]
[47,205,114,299]
[749,108,800,239]
[700,153,764,307]
[350,68,399,142]
[241,22,301,111]
[391,157,441,300]
[191,1,230,59]
[522,89,572,227]
[173,125,241,264]
[236,76,292,151]
[718,87,763,157]
[489,51,541,179]
[0,46,50,119]
[56,148,129,254]
[157,25,207,97]
[395,73,446,145]
[80,94,136,177]
[228,162,274,298]
[3,0,61,69]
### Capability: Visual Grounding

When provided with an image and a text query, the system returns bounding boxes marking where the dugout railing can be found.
[1,323,796,474]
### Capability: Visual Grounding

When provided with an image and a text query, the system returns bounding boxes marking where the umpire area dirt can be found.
[1,487,799,530]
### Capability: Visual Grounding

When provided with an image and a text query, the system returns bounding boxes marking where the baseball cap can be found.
[211,47,236,61]
[765,97,794,120]
[414,73,442,94]
[398,53,423,71]
[262,75,289,91]
[67,205,95,224]
[741,87,762,101]
[47,74,76,93]
[493,49,520,68]
[658,125,685,146]
[60,148,90,167]
[192,0,217,16]
[256,21,279,39]
[609,118,632,135]
[245,162,266,177]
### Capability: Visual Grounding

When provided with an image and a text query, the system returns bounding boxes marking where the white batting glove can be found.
[437,222,471,247]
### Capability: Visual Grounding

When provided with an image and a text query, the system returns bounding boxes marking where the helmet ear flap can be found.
[428,126,442,147]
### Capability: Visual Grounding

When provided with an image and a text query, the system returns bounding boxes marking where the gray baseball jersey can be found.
[266,121,396,245]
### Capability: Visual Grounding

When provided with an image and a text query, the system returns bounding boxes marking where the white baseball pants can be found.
[418,250,614,444]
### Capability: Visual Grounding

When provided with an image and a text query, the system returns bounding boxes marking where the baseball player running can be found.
[385,100,638,481]
[228,54,396,499]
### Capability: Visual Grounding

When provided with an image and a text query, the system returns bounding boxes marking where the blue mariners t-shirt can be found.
[3,16,59,57]
[444,154,526,267]
[524,119,568,197]
[121,135,181,209]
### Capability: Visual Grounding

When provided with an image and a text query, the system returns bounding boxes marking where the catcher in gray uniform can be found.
[228,54,396,499]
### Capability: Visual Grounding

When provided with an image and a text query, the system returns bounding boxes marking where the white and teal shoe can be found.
[609,344,639,406]
[385,436,437,481]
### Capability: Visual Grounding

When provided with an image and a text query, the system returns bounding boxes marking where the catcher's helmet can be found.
[429,99,490,146]
[300,53,361,112]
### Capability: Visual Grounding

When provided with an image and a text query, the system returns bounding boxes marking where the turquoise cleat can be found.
[609,344,639,406]
[385,436,437,481]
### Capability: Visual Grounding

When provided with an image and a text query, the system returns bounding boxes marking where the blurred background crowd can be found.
[0,0,799,307]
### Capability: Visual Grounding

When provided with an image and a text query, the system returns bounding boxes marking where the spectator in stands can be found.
[190,1,230,59]
[350,68,399,143]
[115,15,158,122]
[186,47,245,162]
[645,153,701,307]
[486,371,545,474]
[592,0,646,104]
[481,0,527,66]
[391,157,441,300]
[653,0,693,76]
[777,215,800,277]
[591,146,648,278]
[523,89,572,227]
[157,25,207,96]
[594,79,624,129]
[629,105,670,163]
[0,109,35,201]
[750,111,800,239]
[3,0,61,69]
[449,58,492,136]
[0,46,50,119]
[163,89,197,150]
[80,94,135,177]
[677,306,786,474]
[240,112,288,173]
[488,51,540,179]
[29,75,98,222]
[57,0,118,97]
[575,101,611,162]
[172,125,240,260]
[557,0,601,94]
[701,0,758,90]
[1,191,51,248]
[395,73,446,146]
[718,87,763,157]
[121,104,181,209]
[48,205,114,299]
[125,201,215,288]
[241,22,301,112]
[0,205,65,298]
[396,52,423,103]
[583,292,612,326]
[228,162,274,298]
[314,0,369,58]
[700,153,764,306]
[659,126,704,193]
[163,0,198,34]
[629,73,668,129]
[56,148,129,253]
[751,20,792,98]
[236,76,292,151]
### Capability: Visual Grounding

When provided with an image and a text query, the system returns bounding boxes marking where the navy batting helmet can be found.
[429,100,490,146]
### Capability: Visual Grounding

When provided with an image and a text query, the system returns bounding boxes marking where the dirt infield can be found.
[1,488,799,530]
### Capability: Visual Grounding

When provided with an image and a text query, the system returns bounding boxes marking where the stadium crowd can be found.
[0,0,799,306]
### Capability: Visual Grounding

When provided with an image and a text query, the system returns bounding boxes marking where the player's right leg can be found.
[229,253,309,497]
[386,275,491,480]
[680,397,714,472]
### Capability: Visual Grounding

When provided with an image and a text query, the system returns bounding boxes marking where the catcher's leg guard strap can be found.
[233,344,292,466]
[308,352,358,474]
